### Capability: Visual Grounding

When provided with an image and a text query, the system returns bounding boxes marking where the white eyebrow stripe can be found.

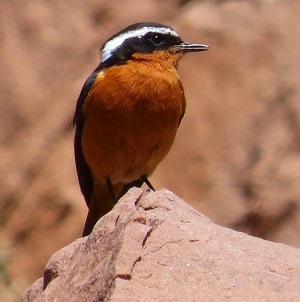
[101,27,178,63]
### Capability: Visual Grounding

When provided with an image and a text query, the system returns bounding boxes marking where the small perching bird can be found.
[73,22,209,236]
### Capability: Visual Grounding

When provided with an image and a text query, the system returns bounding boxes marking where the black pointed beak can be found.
[174,42,209,52]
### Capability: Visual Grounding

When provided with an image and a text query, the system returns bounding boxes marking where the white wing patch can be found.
[101,26,178,63]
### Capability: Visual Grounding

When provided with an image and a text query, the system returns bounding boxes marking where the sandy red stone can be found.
[22,189,300,302]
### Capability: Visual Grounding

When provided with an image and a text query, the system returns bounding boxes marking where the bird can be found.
[73,22,209,236]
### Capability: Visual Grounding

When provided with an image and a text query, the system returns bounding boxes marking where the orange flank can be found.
[82,51,185,186]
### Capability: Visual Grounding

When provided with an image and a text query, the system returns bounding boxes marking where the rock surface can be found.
[22,189,300,302]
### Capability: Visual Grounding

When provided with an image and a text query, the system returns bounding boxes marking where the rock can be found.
[22,188,300,302]
[21,278,43,302]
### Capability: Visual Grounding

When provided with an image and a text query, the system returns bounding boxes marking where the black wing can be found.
[73,66,101,207]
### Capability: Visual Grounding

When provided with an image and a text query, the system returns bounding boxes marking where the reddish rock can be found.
[22,189,300,302]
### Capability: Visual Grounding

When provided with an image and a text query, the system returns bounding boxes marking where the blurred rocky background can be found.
[0,0,299,300]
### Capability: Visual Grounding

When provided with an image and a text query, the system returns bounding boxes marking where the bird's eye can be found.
[145,33,163,45]
[151,34,163,45]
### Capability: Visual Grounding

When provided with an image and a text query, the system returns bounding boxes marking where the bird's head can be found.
[100,22,209,68]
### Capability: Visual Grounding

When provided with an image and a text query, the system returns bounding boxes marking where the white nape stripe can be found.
[101,26,178,63]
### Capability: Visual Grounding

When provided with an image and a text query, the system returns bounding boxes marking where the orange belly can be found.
[81,62,185,184]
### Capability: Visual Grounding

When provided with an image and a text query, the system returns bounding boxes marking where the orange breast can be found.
[81,60,185,184]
